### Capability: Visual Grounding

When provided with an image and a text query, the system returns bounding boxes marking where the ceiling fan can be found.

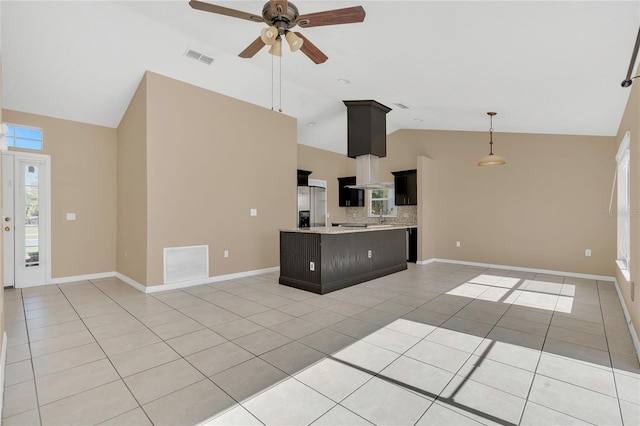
[188,0,366,64]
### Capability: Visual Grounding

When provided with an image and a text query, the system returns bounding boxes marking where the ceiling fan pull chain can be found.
[271,53,274,111]
[279,54,283,112]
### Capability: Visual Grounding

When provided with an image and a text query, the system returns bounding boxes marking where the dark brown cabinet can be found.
[297,169,312,186]
[338,177,365,207]
[407,227,418,263]
[392,169,417,205]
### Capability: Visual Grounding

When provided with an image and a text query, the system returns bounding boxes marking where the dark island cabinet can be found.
[338,176,365,207]
[392,169,417,205]
[279,228,407,294]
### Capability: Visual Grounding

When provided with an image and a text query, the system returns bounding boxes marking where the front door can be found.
[2,152,51,288]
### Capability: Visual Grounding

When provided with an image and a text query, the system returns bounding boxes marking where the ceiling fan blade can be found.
[270,0,288,16]
[294,32,328,64]
[297,6,365,28]
[239,37,266,58]
[189,0,264,23]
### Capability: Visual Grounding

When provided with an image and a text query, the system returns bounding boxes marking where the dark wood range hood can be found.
[343,100,392,190]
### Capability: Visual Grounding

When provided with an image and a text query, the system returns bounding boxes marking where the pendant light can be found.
[477,112,506,167]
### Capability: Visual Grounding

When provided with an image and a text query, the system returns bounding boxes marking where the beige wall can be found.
[299,128,616,277]
[615,61,640,337]
[417,156,437,261]
[116,74,148,285]
[143,72,297,286]
[2,110,117,278]
[390,129,616,276]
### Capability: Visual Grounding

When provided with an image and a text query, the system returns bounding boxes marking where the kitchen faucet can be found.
[379,209,386,224]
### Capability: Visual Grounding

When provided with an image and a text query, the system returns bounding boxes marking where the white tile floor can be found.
[2,262,640,425]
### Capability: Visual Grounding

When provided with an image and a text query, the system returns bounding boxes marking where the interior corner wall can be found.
[417,156,436,261]
[2,109,117,279]
[388,129,617,277]
[297,144,354,224]
[144,72,297,287]
[116,74,148,286]
[615,60,640,339]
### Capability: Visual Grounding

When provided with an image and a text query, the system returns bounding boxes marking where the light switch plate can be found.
[250,209,257,216]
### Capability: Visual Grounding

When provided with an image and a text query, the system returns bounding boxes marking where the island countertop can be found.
[280,224,416,234]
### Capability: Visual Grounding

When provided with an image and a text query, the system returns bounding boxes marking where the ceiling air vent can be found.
[199,55,214,65]
[394,103,410,109]
[184,49,214,65]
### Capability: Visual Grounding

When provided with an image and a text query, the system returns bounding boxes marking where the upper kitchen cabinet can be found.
[297,169,312,186]
[338,176,365,207]
[392,169,417,205]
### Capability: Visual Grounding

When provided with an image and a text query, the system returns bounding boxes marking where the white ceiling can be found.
[2,1,639,154]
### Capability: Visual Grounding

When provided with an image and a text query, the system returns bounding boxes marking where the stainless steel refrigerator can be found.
[297,185,326,227]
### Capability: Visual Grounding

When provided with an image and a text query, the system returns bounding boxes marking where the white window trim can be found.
[616,131,631,275]
[5,123,44,151]
[368,185,397,218]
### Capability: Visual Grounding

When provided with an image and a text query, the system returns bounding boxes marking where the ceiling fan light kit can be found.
[478,112,507,167]
[260,26,279,45]
[189,0,365,64]
[285,31,303,52]
[268,38,283,57]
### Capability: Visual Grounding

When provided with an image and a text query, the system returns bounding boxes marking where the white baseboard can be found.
[19,267,280,295]
[117,266,281,294]
[49,271,115,285]
[418,258,615,282]
[114,272,147,293]
[0,331,7,421]
[613,278,640,363]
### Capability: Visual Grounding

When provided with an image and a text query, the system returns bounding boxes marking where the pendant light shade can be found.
[260,26,278,45]
[285,31,304,52]
[477,153,507,167]
[477,112,506,167]
[268,37,282,56]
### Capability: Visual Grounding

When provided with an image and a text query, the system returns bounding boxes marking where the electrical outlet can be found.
[456,241,461,248]
[368,250,372,258]
[250,209,257,216]
[585,249,592,257]
[66,213,76,221]
[309,261,315,271]
[224,250,229,258]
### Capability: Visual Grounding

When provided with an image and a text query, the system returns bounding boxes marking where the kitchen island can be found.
[279,225,409,294]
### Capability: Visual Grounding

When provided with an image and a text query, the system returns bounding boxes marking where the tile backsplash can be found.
[345,206,417,226]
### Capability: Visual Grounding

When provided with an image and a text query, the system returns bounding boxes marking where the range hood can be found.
[343,100,392,190]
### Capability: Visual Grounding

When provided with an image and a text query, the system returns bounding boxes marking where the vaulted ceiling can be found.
[2,1,639,153]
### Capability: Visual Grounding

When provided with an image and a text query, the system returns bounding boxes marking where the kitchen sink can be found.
[366,224,393,228]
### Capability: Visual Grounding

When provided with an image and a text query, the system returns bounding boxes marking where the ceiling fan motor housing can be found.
[262,1,299,34]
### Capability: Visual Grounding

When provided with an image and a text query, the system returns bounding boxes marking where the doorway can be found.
[2,151,51,288]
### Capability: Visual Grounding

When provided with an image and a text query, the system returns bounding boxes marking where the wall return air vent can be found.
[163,245,209,284]
[184,49,214,65]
